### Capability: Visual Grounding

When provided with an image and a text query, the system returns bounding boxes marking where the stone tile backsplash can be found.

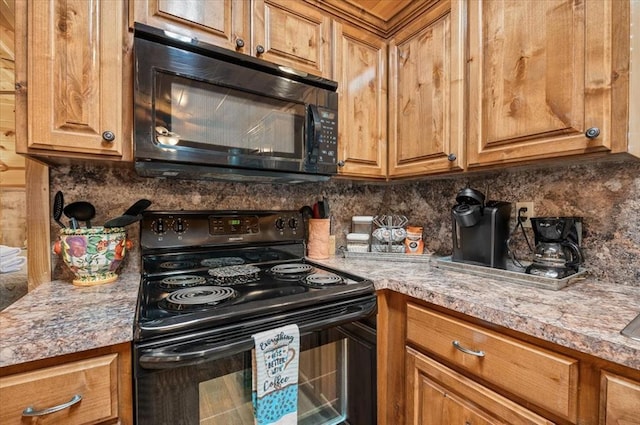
[50,158,640,285]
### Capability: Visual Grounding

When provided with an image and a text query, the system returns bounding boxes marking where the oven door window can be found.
[153,72,305,159]
[136,331,347,425]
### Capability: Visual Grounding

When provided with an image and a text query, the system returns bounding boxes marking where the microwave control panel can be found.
[315,107,338,165]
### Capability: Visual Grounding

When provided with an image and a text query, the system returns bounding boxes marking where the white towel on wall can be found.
[252,324,300,425]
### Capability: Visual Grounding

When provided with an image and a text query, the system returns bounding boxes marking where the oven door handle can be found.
[138,300,374,369]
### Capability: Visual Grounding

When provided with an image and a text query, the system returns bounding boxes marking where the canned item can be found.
[404,226,424,254]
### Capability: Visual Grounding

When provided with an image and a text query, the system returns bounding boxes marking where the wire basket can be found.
[371,215,408,253]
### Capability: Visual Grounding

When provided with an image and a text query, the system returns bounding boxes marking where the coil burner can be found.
[304,272,345,288]
[208,265,261,285]
[161,286,236,311]
[159,275,207,289]
[269,263,314,280]
[201,257,245,268]
[159,261,197,270]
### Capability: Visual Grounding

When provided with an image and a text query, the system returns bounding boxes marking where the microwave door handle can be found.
[308,105,322,164]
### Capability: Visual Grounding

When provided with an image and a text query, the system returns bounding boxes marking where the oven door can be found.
[134,294,376,425]
[135,329,350,425]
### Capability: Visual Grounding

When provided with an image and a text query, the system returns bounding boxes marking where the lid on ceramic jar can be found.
[346,233,370,241]
[352,216,374,223]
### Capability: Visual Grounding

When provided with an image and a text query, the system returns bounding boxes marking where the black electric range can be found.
[134,210,376,343]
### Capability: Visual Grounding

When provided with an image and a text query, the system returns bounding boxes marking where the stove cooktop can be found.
[135,210,375,341]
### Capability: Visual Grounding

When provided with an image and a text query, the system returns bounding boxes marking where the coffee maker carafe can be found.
[525,217,583,279]
[451,188,511,269]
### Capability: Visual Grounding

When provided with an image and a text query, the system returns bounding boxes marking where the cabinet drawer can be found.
[406,303,578,422]
[0,354,118,425]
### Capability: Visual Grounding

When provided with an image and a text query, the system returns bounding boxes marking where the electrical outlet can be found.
[515,202,534,228]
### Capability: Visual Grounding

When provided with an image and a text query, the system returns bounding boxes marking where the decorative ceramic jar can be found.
[54,226,132,286]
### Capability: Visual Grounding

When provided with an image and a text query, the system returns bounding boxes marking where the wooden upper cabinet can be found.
[333,22,387,179]
[466,0,630,167]
[252,0,332,78]
[388,0,465,178]
[131,0,250,53]
[21,0,126,158]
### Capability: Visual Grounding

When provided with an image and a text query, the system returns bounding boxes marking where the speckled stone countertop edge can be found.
[0,273,140,369]
[2,260,639,371]
[314,256,640,371]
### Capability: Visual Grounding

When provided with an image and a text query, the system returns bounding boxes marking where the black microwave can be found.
[133,23,339,183]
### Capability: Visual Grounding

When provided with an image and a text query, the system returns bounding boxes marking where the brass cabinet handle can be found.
[22,394,82,417]
[452,340,485,357]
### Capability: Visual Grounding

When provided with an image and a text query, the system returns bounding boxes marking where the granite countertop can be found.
[317,256,640,370]
[1,260,639,371]
[0,273,140,368]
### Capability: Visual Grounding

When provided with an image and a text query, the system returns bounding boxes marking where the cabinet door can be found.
[600,371,640,425]
[131,0,250,53]
[253,0,332,78]
[333,22,387,179]
[466,0,627,167]
[25,0,124,157]
[388,0,465,178]
[406,347,555,425]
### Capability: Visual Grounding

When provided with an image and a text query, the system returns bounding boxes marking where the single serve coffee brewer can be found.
[451,188,511,269]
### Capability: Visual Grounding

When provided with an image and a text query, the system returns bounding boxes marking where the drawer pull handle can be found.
[452,340,485,357]
[22,394,82,417]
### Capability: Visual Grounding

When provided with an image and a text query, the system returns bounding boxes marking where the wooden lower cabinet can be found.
[600,372,640,425]
[406,347,554,425]
[377,291,640,425]
[406,303,578,422]
[0,343,132,425]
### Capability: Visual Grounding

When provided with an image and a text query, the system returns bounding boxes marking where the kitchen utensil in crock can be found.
[123,199,152,216]
[53,191,66,228]
[104,199,152,228]
[104,214,143,228]
[64,201,96,229]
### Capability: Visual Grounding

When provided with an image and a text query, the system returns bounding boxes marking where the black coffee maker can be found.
[525,217,583,279]
[451,188,511,269]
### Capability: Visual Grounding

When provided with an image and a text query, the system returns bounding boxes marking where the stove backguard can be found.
[140,210,305,252]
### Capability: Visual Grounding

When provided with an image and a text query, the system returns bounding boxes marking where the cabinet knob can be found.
[235,38,245,49]
[256,45,265,55]
[337,160,345,167]
[585,127,600,139]
[447,153,457,162]
[102,131,115,142]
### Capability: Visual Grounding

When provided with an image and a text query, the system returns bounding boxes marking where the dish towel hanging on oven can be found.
[252,324,300,425]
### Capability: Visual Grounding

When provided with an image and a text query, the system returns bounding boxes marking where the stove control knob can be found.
[275,218,286,230]
[153,218,165,234]
[288,218,299,229]
[173,218,186,234]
